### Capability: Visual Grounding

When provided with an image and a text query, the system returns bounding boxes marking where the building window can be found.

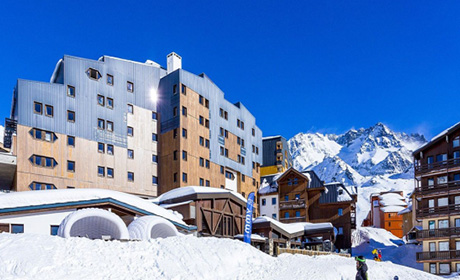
[252,128,255,136]
[152,111,158,120]
[173,128,178,138]
[128,149,134,159]
[107,144,114,155]
[437,154,447,163]
[182,128,187,139]
[45,105,53,117]
[67,111,75,122]
[182,106,187,116]
[429,263,436,274]
[128,172,134,182]
[205,99,209,108]
[199,95,204,105]
[200,158,204,167]
[252,178,256,186]
[107,121,113,132]
[256,147,259,155]
[224,130,228,138]
[338,227,344,235]
[50,225,59,236]
[295,194,300,199]
[29,155,57,168]
[205,139,210,148]
[98,95,105,106]
[86,68,102,80]
[439,263,450,274]
[241,139,245,147]
[67,85,75,97]
[150,133,157,142]
[98,166,105,177]
[284,212,289,218]
[181,84,186,95]
[173,150,178,160]
[206,180,210,186]
[338,208,343,216]
[127,126,134,136]
[220,166,224,174]
[242,174,245,182]
[173,172,178,182]
[67,161,75,172]
[98,119,105,130]
[152,176,158,185]
[30,128,57,142]
[438,197,448,207]
[67,136,75,147]
[107,97,113,109]
[225,171,234,180]
[272,197,276,205]
[272,213,277,219]
[173,84,177,94]
[98,142,105,153]
[107,168,114,178]
[205,119,209,128]
[11,224,24,234]
[182,150,187,161]
[29,182,56,190]
[262,199,266,206]
[127,104,133,114]
[295,211,300,217]
[173,107,178,117]
[205,160,210,169]
[127,81,134,92]
[285,195,289,201]
[34,102,43,114]
[454,136,460,148]
[107,74,114,85]
[439,219,449,229]
[199,136,204,146]
[200,178,204,186]
[152,154,158,163]
[199,116,204,125]
[182,172,187,183]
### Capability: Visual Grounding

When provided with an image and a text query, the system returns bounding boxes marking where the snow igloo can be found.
[128,215,179,240]
[57,208,130,240]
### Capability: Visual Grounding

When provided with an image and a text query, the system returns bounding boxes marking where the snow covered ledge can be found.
[58,208,129,240]
[128,216,179,240]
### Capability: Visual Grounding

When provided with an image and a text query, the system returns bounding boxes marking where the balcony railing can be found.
[415,158,460,175]
[280,199,306,210]
[417,250,460,261]
[415,181,460,196]
[416,227,460,239]
[280,216,306,223]
[416,204,460,218]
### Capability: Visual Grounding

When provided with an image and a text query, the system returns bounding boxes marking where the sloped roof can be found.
[413,121,460,155]
[319,183,354,204]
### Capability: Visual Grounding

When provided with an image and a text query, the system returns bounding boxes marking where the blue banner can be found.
[243,192,255,244]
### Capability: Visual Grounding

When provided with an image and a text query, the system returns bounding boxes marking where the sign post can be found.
[243,192,255,244]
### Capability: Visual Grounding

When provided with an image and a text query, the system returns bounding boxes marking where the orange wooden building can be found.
[369,191,407,238]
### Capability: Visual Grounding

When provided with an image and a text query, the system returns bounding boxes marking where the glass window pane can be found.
[438,197,448,207]
[439,241,449,251]
[440,263,450,274]
[439,220,449,229]
[11,224,24,234]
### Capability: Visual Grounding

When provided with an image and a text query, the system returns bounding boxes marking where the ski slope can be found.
[0,233,454,280]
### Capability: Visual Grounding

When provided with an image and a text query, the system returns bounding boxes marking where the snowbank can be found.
[0,233,450,280]
[154,186,246,204]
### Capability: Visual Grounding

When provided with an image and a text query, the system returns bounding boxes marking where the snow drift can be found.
[0,233,451,280]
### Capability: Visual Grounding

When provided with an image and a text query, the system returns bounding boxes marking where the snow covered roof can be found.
[253,216,333,238]
[381,206,406,213]
[0,189,193,230]
[319,183,354,204]
[262,135,283,141]
[398,203,412,215]
[155,186,246,205]
[413,121,460,155]
[378,193,407,207]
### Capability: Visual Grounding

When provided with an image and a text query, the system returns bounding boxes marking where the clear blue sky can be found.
[1,1,459,139]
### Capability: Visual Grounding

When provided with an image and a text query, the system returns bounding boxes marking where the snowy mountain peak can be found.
[288,123,426,224]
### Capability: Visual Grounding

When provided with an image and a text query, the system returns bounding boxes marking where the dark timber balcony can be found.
[416,227,460,240]
[416,204,460,218]
[415,181,460,196]
[279,216,306,223]
[416,250,460,262]
[415,158,460,176]
[279,199,306,210]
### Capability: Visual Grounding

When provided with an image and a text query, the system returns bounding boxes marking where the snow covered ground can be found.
[0,233,454,280]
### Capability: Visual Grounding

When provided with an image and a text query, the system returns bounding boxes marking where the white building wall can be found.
[0,209,74,235]
[259,194,279,220]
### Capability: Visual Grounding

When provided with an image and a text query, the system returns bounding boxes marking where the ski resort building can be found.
[258,168,357,252]
[260,136,292,177]
[413,122,460,275]
[3,53,262,199]
[368,191,407,238]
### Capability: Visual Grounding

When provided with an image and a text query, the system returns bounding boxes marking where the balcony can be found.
[416,204,460,218]
[415,158,460,176]
[280,199,306,210]
[416,227,460,239]
[280,216,306,223]
[416,250,460,261]
[415,181,460,196]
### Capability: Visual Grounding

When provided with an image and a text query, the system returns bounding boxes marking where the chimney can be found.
[167,52,182,74]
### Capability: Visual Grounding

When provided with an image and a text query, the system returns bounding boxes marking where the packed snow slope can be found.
[289,123,426,224]
[0,233,452,280]
[352,227,422,270]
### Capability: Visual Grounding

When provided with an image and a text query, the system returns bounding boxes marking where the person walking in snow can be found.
[355,256,368,280]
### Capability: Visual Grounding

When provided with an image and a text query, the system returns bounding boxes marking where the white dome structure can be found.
[128,216,179,240]
[58,208,129,240]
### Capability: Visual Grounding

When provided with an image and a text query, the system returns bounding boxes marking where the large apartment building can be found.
[260,135,292,177]
[4,53,262,199]
[413,122,460,275]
